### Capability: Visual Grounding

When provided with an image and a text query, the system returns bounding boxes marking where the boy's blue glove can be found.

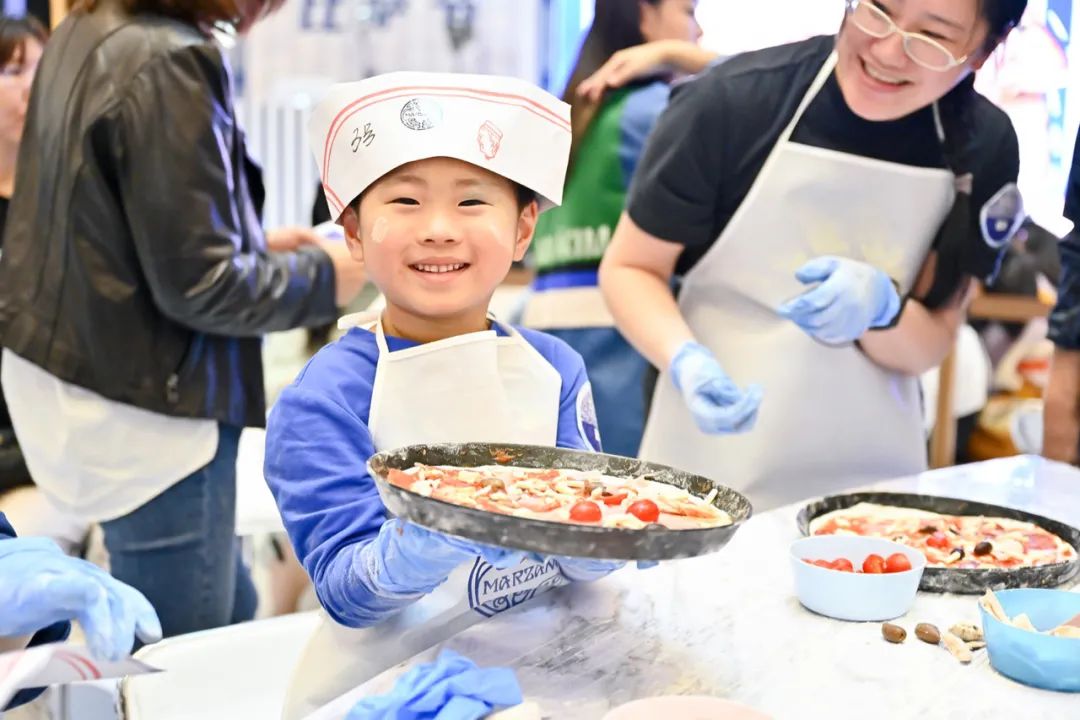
[0,537,162,661]
[359,519,532,599]
[670,341,762,434]
[555,557,659,582]
[346,649,522,720]
[777,256,901,345]
[556,557,624,582]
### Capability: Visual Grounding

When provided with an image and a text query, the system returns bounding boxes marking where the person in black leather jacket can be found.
[0,0,365,639]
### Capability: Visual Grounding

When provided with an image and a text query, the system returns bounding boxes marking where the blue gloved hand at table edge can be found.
[669,341,762,434]
[347,648,523,720]
[0,536,162,662]
[777,256,901,345]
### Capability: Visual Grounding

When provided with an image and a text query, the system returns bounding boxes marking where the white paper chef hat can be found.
[308,71,572,223]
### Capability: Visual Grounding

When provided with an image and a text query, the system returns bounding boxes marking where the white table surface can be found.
[323,455,1080,720]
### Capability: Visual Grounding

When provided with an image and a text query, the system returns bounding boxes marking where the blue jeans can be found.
[545,327,649,458]
[100,424,257,640]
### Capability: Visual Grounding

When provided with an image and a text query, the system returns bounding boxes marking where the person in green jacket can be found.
[522,0,717,457]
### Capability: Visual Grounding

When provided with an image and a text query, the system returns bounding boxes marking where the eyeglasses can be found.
[844,0,968,72]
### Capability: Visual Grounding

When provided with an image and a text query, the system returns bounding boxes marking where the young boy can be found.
[265,72,622,719]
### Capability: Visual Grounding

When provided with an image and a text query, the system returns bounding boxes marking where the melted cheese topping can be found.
[388,464,732,530]
[811,503,1077,569]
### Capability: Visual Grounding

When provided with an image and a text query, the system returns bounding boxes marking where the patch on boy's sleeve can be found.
[576,382,602,452]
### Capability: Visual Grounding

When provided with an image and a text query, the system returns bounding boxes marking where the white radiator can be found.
[236,97,321,230]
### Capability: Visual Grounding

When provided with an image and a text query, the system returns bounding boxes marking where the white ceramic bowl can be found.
[790,535,926,622]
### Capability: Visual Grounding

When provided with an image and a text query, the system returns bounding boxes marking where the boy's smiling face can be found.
[341,157,538,340]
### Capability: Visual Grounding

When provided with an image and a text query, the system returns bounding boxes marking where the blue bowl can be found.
[979,589,1080,693]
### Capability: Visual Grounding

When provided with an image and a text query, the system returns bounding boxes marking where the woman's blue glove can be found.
[347,648,522,720]
[777,257,901,345]
[0,537,162,661]
[669,341,762,434]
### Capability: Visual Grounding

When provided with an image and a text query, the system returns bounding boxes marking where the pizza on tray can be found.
[809,503,1077,570]
[386,464,732,530]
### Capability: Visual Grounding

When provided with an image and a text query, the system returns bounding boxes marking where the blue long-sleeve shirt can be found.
[1,512,71,711]
[264,325,599,626]
[1049,129,1080,348]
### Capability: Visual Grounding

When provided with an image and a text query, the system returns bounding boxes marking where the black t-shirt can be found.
[1067,127,1080,225]
[0,194,10,421]
[0,194,10,427]
[0,194,26,493]
[0,196,8,249]
[628,35,1020,291]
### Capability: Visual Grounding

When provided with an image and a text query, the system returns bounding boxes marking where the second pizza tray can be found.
[797,492,1080,594]
[368,442,753,561]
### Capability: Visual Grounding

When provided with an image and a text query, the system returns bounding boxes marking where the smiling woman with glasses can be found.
[845,0,969,70]
[596,0,1028,510]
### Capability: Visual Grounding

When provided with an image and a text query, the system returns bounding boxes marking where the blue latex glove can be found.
[357,519,533,601]
[556,557,659,582]
[347,649,522,720]
[0,537,162,661]
[669,341,762,434]
[556,557,624,582]
[776,256,901,345]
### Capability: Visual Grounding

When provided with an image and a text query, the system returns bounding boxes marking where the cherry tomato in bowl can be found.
[831,558,855,572]
[885,552,912,573]
[862,554,886,574]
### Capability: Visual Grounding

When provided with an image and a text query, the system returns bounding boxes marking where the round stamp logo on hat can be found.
[400,98,443,131]
[477,121,503,160]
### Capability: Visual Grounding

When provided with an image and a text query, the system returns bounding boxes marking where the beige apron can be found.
[283,315,564,720]
[639,53,956,512]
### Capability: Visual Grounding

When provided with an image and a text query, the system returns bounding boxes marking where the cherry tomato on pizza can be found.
[601,492,628,506]
[927,532,950,549]
[627,499,660,523]
[569,500,602,523]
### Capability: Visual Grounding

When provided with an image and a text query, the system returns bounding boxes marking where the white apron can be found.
[639,53,956,512]
[283,315,564,720]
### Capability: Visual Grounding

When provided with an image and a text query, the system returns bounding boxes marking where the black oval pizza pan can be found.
[797,492,1080,594]
[368,442,753,561]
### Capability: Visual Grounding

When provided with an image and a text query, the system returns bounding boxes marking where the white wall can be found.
[697,0,844,55]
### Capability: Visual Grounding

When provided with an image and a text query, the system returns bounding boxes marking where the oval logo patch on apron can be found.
[467,558,566,618]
